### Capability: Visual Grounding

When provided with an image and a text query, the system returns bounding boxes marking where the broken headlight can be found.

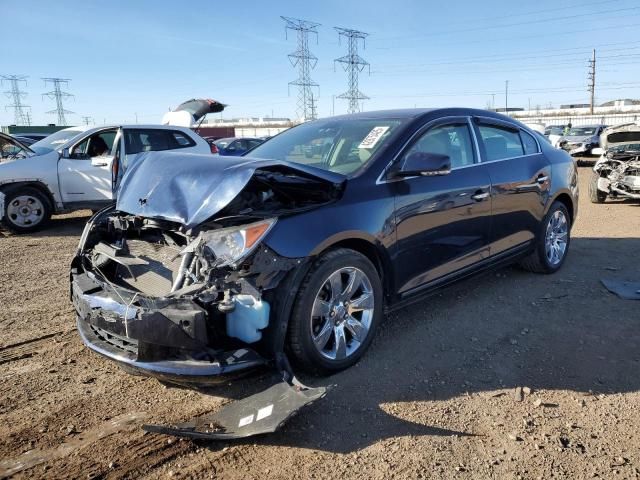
[202,218,276,268]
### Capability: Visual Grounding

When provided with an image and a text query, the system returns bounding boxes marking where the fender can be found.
[0,179,59,211]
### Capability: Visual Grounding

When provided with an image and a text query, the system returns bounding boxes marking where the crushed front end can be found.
[71,210,304,385]
[70,154,343,387]
[593,124,640,201]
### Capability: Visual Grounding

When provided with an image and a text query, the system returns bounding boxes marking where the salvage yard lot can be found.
[1,165,639,479]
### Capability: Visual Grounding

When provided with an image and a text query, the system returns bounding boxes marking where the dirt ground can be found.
[1,165,639,479]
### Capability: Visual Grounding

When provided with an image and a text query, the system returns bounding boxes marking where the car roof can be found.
[321,107,522,123]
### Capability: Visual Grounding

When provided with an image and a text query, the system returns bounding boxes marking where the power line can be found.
[42,78,74,126]
[588,49,597,114]
[381,6,640,42]
[281,16,321,121]
[334,27,370,114]
[1,75,31,125]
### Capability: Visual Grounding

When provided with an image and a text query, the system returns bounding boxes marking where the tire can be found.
[588,171,607,204]
[1,186,52,233]
[287,248,383,374]
[519,201,571,274]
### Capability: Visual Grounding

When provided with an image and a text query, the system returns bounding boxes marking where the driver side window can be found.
[71,131,116,159]
[404,123,475,169]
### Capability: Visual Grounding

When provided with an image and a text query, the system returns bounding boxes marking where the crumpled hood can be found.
[600,123,640,150]
[115,151,344,227]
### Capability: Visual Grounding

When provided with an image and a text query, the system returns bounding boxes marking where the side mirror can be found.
[396,152,451,177]
[61,147,70,158]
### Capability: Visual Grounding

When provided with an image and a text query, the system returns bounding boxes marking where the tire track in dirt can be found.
[0,331,68,365]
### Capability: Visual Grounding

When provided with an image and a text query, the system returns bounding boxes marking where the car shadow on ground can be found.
[189,237,640,454]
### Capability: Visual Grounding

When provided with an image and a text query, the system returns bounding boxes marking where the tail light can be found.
[209,143,218,154]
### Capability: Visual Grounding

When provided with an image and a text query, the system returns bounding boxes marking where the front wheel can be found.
[1,186,52,233]
[589,171,607,204]
[519,201,571,274]
[287,248,383,374]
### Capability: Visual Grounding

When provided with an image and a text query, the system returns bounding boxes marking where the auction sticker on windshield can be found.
[359,126,390,149]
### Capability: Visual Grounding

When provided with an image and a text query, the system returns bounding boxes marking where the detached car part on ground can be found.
[589,122,640,203]
[72,108,578,439]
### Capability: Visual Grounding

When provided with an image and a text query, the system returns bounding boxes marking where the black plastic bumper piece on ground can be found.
[143,365,328,440]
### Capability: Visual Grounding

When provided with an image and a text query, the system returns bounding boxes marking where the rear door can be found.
[472,117,551,256]
[392,117,492,296]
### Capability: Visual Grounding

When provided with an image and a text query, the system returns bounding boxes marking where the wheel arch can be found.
[548,191,575,226]
[0,181,56,211]
[310,234,395,303]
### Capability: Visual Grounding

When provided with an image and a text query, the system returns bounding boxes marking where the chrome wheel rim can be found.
[7,195,45,227]
[545,210,568,266]
[310,267,374,361]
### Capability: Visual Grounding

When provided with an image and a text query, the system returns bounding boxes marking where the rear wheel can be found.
[1,186,52,233]
[589,171,607,204]
[287,248,382,374]
[519,201,571,274]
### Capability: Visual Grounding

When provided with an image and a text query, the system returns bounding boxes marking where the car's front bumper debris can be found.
[144,368,327,440]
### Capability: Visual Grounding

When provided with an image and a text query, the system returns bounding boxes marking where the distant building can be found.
[491,107,524,113]
[560,103,590,109]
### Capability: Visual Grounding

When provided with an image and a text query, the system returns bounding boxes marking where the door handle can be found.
[537,175,548,184]
[471,191,490,201]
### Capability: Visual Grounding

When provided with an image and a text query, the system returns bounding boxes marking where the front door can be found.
[58,128,119,204]
[392,118,492,296]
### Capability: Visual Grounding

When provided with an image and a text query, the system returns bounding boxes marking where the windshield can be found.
[248,118,404,175]
[545,126,564,135]
[31,129,85,150]
[214,138,234,148]
[567,127,598,136]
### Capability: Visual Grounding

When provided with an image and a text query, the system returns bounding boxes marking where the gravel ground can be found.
[1,165,639,479]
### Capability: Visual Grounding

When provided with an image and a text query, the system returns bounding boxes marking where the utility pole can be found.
[42,78,74,125]
[588,49,596,115]
[81,116,92,126]
[1,75,31,125]
[491,93,495,110]
[281,16,321,121]
[334,27,370,114]
[505,80,509,113]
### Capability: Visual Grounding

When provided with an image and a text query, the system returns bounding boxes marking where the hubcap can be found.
[310,267,374,361]
[7,195,45,227]
[545,210,568,266]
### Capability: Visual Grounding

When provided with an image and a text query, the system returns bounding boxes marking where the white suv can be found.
[0,125,210,233]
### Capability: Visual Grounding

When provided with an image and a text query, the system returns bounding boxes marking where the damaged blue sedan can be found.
[71,108,578,437]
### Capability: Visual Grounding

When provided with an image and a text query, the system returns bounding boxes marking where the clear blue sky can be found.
[3,0,640,125]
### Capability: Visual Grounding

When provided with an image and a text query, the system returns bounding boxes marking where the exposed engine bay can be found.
[593,150,640,200]
[592,123,640,201]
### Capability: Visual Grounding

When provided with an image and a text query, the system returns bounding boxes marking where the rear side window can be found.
[520,130,540,155]
[478,125,524,161]
[124,129,196,154]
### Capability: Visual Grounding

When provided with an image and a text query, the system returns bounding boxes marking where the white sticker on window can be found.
[359,126,390,149]
[256,404,274,421]
[238,414,254,427]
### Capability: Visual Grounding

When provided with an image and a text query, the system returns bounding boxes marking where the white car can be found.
[0,125,210,233]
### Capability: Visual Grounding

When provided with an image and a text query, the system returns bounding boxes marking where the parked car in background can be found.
[558,124,607,156]
[214,137,265,156]
[590,122,640,203]
[11,133,49,146]
[1,132,34,160]
[72,108,578,402]
[0,125,210,233]
[544,125,566,147]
